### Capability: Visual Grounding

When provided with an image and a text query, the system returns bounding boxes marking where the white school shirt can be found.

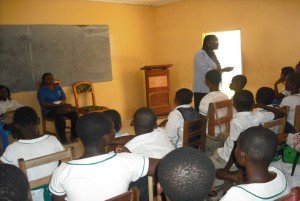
[218,111,274,162]
[165,104,191,148]
[0,99,22,115]
[49,152,149,201]
[280,94,300,126]
[220,166,289,201]
[125,128,175,159]
[199,91,229,137]
[0,135,64,201]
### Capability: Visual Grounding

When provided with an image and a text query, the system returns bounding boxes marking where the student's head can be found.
[41,72,54,86]
[13,107,39,138]
[205,69,222,90]
[233,90,254,112]
[175,88,193,106]
[158,147,215,201]
[295,61,300,73]
[76,112,114,148]
[229,75,247,92]
[256,87,275,105]
[285,72,300,92]
[280,66,295,80]
[133,107,157,135]
[235,126,277,168]
[0,163,30,201]
[103,109,122,133]
[0,85,11,101]
[202,35,219,51]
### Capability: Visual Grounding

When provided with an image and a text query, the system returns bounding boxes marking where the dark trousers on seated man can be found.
[47,110,78,144]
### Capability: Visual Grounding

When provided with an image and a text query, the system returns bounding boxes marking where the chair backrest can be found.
[106,187,140,201]
[183,117,207,152]
[207,100,233,137]
[275,187,300,201]
[294,105,300,132]
[73,81,96,109]
[18,147,75,189]
[263,117,286,134]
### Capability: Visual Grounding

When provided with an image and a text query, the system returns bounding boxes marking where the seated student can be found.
[280,72,300,127]
[103,109,130,138]
[199,70,229,154]
[274,66,295,101]
[37,73,78,144]
[210,90,285,187]
[296,61,300,73]
[165,88,201,148]
[0,163,30,201]
[49,112,159,201]
[157,147,215,201]
[0,106,64,201]
[229,74,247,94]
[221,126,289,201]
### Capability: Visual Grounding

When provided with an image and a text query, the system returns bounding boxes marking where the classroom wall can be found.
[0,0,156,120]
[154,0,300,101]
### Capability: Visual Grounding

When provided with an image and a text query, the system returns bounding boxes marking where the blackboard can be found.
[0,25,112,93]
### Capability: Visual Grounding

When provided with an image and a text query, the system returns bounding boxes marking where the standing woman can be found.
[193,35,233,112]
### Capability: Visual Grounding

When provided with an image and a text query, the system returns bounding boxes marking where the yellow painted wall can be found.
[0,0,156,120]
[154,0,300,102]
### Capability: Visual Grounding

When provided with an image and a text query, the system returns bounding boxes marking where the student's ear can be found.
[157,182,163,195]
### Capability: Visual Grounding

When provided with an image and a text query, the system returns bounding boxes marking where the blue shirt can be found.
[37,86,66,116]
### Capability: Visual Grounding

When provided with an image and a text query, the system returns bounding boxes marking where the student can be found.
[103,109,129,138]
[221,126,289,201]
[210,90,285,187]
[199,70,229,155]
[274,66,295,100]
[0,106,64,201]
[37,73,78,144]
[256,87,275,106]
[165,88,201,148]
[229,75,247,94]
[0,163,30,201]
[157,147,215,201]
[280,72,300,127]
[49,112,159,201]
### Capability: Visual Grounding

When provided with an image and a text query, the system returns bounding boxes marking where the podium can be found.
[141,64,172,116]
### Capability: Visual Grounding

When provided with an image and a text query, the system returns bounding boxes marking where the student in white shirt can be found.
[229,74,247,95]
[274,66,295,101]
[199,69,229,155]
[103,109,130,138]
[157,147,215,201]
[0,106,64,201]
[0,85,22,116]
[165,88,201,148]
[280,72,300,127]
[50,112,159,201]
[221,126,289,201]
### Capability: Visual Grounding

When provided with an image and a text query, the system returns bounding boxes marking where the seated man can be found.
[0,106,64,201]
[229,74,247,94]
[50,112,159,201]
[274,66,295,101]
[157,147,215,201]
[103,109,130,138]
[221,126,289,200]
[165,88,201,148]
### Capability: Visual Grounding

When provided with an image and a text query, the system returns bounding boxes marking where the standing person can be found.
[37,73,78,144]
[193,35,233,112]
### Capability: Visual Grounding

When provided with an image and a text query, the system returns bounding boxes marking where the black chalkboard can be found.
[0,25,112,93]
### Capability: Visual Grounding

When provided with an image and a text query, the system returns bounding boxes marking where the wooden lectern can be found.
[141,64,172,116]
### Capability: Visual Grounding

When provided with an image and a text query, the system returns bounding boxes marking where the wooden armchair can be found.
[263,117,286,134]
[106,187,140,201]
[182,117,207,152]
[73,81,108,114]
[294,105,300,132]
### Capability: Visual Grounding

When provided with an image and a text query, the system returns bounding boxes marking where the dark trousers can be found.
[47,110,78,143]
[194,92,208,112]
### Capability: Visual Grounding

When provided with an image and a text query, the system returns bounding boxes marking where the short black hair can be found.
[0,85,11,100]
[256,87,275,105]
[232,75,247,89]
[202,34,218,51]
[76,112,113,146]
[0,163,30,201]
[133,107,157,131]
[287,72,300,89]
[205,69,222,86]
[238,126,277,166]
[41,72,53,85]
[103,109,122,132]
[158,147,215,201]
[233,90,254,112]
[281,66,295,77]
[175,88,193,105]
[14,106,38,126]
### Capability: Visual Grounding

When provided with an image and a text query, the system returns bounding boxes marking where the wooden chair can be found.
[106,187,140,201]
[73,81,108,114]
[182,117,207,152]
[294,105,300,132]
[276,187,300,201]
[263,117,286,134]
[18,147,75,189]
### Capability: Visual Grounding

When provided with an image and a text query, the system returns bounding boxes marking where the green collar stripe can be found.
[67,153,117,166]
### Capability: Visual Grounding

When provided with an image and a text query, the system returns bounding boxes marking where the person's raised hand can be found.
[222,67,234,72]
